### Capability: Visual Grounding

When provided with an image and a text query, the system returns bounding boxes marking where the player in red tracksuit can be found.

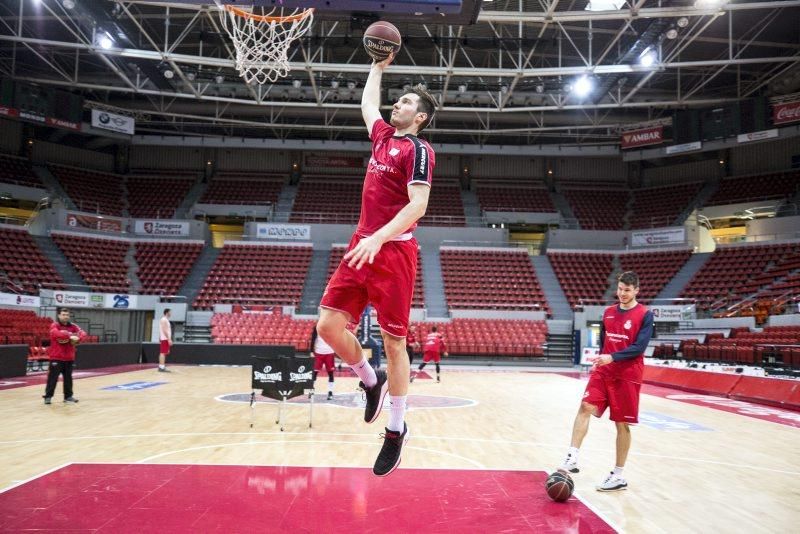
[411,326,448,383]
[559,271,654,492]
[44,307,87,405]
[316,51,437,477]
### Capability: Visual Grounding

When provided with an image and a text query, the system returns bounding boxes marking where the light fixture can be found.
[677,16,689,28]
[330,79,339,89]
[665,28,678,40]
[207,160,212,165]
[584,0,625,11]
[719,159,725,165]
[564,83,573,93]
[98,33,113,50]
[62,0,75,9]
[186,72,196,81]
[547,169,553,175]
[163,69,174,79]
[500,85,508,94]
[215,74,224,84]
[639,49,657,68]
[347,81,356,90]
[695,0,726,7]
[572,75,593,98]
[535,84,544,93]
[458,84,467,93]
[292,79,302,89]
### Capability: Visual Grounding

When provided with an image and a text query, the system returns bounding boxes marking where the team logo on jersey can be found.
[389,147,400,156]
[624,320,632,330]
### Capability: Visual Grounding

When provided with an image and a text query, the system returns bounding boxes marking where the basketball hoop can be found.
[220,4,314,85]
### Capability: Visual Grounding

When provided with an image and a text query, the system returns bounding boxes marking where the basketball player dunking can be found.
[559,271,654,491]
[316,52,437,477]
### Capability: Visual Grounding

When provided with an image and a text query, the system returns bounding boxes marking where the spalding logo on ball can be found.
[363,21,402,61]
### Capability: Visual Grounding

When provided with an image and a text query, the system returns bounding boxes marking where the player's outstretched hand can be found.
[374,52,395,69]
[344,235,384,270]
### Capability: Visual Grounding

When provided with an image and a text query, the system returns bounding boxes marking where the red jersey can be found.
[356,119,435,238]
[406,332,417,347]
[597,303,650,383]
[424,332,446,355]
[48,321,87,361]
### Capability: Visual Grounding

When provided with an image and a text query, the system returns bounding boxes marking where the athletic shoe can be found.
[560,453,579,474]
[596,472,627,492]
[360,370,388,424]
[158,367,171,373]
[64,397,79,403]
[409,372,416,383]
[436,375,441,383]
[43,397,51,405]
[373,423,409,477]
[327,391,333,401]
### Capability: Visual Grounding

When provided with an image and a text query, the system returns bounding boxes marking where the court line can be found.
[213,391,479,410]
[0,462,73,494]
[134,440,485,469]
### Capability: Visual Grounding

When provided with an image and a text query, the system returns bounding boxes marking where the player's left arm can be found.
[344,183,430,269]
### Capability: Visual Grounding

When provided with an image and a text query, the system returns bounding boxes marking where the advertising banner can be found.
[650,305,696,322]
[0,292,41,307]
[621,126,664,149]
[91,109,135,135]
[256,223,311,240]
[665,141,702,155]
[631,227,686,247]
[772,100,800,125]
[737,129,779,143]
[66,212,123,233]
[134,220,190,237]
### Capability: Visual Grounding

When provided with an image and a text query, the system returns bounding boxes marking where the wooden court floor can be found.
[1,365,798,533]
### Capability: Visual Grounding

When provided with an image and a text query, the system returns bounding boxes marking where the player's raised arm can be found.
[361,54,394,133]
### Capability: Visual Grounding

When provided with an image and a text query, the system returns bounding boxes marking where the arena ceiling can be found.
[1,0,799,147]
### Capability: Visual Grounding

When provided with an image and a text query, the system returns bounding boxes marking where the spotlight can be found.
[347,81,356,90]
[458,84,466,93]
[186,72,196,81]
[98,34,113,50]
[330,80,339,89]
[535,84,544,94]
[677,16,689,28]
[500,85,508,94]
[666,28,678,40]
[292,79,302,89]
[62,0,75,9]
[639,49,657,68]
[215,74,224,84]
[163,69,174,79]
[572,75,592,98]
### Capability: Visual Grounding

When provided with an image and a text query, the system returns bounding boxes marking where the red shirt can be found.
[424,332,446,355]
[356,119,435,238]
[48,321,86,361]
[406,332,417,347]
[597,303,649,383]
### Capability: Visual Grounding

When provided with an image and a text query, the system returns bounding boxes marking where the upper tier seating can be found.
[127,176,195,218]
[49,165,125,216]
[200,173,285,205]
[548,251,614,309]
[562,188,629,230]
[134,241,204,295]
[476,184,557,213]
[628,182,703,229]
[419,182,465,226]
[193,244,313,310]
[0,154,41,187]
[0,227,63,294]
[705,170,800,206]
[617,250,693,301]
[290,179,361,224]
[51,233,129,292]
[440,248,549,313]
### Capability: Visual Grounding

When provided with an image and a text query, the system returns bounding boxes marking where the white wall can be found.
[730,136,800,175]
[31,141,114,171]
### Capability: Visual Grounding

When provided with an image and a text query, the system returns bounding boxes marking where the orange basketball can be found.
[545,470,574,503]
[363,21,401,61]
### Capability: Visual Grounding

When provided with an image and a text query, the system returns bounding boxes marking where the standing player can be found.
[559,271,654,492]
[411,325,447,383]
[406,324,420,366]
[43,307,86,404]
[310,321,337,400]
[316,52,436,477]
[158,308,172,372]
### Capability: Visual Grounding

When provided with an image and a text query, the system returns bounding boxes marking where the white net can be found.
[220,5,314,85]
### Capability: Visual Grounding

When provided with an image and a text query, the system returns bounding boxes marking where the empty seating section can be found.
[135,241,204,295]
[681,243,800,309]
[419,182,465,226]
[0,227,62,294]
[476,185,556,213]
[194,244,312,309]
[440,248,549,313]
[0,154,41,187]
[50,165,125,215]
[412,319,548,357]
[548,252,614,309]
[290,180,361,224]
[127,177,194,218]
[0,309,51,346]
[211,311,315,349]
[200,175,285,205]
[674,326,800,368]
[52,233,129,292]
[618,250,692,301]
[706,170,800,206]
[562,188,629,230]
[628,183,702,229]
[327,245,425,307]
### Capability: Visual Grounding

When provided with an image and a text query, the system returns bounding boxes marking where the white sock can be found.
[350,358,377,388]
[328,381,334,393]
[613,466,624,477]
[387,395,406,432]
[568,446,579,459]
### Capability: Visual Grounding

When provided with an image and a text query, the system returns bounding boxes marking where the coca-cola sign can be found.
[773,101,800,125]
[621,125,664,149]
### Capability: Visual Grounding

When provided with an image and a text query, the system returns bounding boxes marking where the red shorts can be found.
[314,353,335,373]
[159,340,171,355]
[583,372,641,424]
[423,351,441,363]
[320,234,417,338]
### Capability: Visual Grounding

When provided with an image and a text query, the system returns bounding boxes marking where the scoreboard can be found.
[0,78,83,131]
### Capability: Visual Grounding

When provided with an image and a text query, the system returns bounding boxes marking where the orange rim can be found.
[224,5,314,23]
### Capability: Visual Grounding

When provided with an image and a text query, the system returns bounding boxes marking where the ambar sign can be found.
[621,126,664,149]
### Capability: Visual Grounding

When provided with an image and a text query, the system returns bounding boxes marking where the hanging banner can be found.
[630,227,686,247]
[256,223,311,240]
[0,292,41,307]
[737,129,779,143]
[650,305,696,322]
[65,212,123,233]
[665,141,702,155]
[104,294,138,309]
[621,126,664,149]
[134,220,190,236]
[91,109,135,135]
[772,100,800,125]
[53,290,104,308]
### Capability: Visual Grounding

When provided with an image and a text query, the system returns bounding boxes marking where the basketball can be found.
[545,470,574,503]
[363,21,401,61]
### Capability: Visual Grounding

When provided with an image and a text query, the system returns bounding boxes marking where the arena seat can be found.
[476,183,557,213]
[134,241,204,295]
[0,154,42,187]
[51,232,130,292]
[440,248,549,314]
[0,227,63,294]
[628,182,703,229]
[127,175,195,218]
[412,319,548,357]
[548,251,614,309]
[290,179,361,224]
[419,181,465,226]
[193,243,313,310]
[49,164,125,216]
[210,311,315,350]
[562,187,629,230]
[200,173,285,205]
[705,169,800,206]
[618,249,693,302]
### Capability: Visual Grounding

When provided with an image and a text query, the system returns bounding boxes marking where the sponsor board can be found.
[0,106,20,118]
[630,227,685,247]
[104,294,137,309]
[66,213,123,233]
[52,291,137,309]
[650,305,695,322]
[0,292,41,308]
[665,141,702,155]
[256,223,310,240]
[638,411,712,431]
[621,125,664,149]
[91,109,135,135]
[134,220,190,236]
[737,129,779,143]
[102,381,166,391]
[772,100,800,125]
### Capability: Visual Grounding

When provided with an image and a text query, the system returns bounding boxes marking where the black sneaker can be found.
[359,370,388,424]
[43,397,52,405]
[327,391,333,401]
[436,375,441,383]
[373,423,409,477]
[64,397,79,403]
